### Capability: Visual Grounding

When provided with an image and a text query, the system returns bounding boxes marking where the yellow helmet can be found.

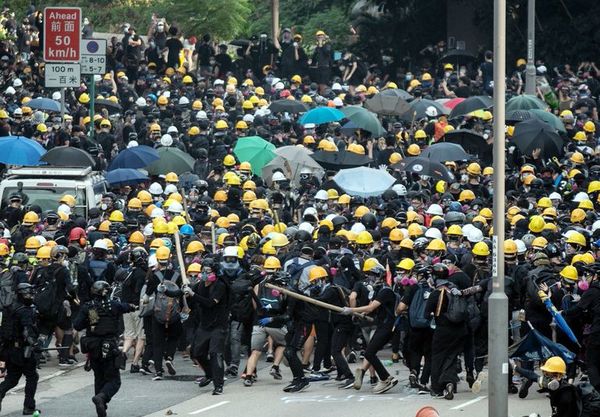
[79,93,90,104]
[400,238,414,250]
[308,266,328,281]
[356,231,374,245]
[270,233,289,248]
[261,240,276,255]
[382,218,399,230]
[540,356,566,375]
[583,121,596,133]
[223,155,236,167]
[165,172,179,183]
[263,256,282,270]
[528,215,546,233]
[579,199,594,210]
[504,239,518,255]
[479,207,493,220]
[414,130,427,139]
[389,152,402,164]
[22,211,40,225]
[215,120,229,130]
[242,190,257,203]
[239,161,252,172]
[185,241,205,254]
[573,131,587,142]
[570,152,585,165]
[353,205,370,218]
[59,194,76,207]
[187,263,202,274]
[570,208,586,223]
[157,95,169,106]
[458,190,475,202]
[407,223,423,238]
[25,236,41,250]
[150,238,165,249]
[482,166,494,176]
[447,225,463,236]
[426,238,446,251]
[472,242,490,257]
[566,231,586,247]
[388,228,404,242]
[36,246,52,260]
[128,231,145,244]
[214,190,228,203]
[467,162,481,176]
[362,258,383,273]
[397,258,415,271]
[588,181,600,194]
[407,144,421,156]
[338,194,351,205]
[243,180,256,191]
[560,265,578,282]
[531,236,548,249]
[155,246,171,261]
[108,210,125,222]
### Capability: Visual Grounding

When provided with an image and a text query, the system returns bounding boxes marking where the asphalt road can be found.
[0,352,551,417]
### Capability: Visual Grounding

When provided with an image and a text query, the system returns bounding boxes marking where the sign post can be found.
[43,7,81,63]
[80,39,107,75]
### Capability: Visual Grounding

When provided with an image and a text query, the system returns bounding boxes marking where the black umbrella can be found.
[442,129,492,165]
[511,118,564,159]
[380,88,414,101]
[95,99,122,115]
[505,109,533,123]
[400,99,448,122]
[268,99,308,114]
[448,95,493,119]
[391,157,455,182]
[230,39,251,47]
[40,146,95,168]
[311,150,372,170]
[438,49,477,65]
[364,93,410,116]
[421,142,471,162]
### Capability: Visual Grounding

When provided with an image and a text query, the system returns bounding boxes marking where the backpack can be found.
[409,283,431,329]
[442,286,468,324]
[110,268,132,302]
[287,259,314,290]
[153,272,181,326]
[230,276,254,322]
[88,258,109,282]
[34,269,60,319]
[0,269,15,309]
[466,296,481,330]
[0,304,22,344]
[258,283,284,315]
[578,382,600,417]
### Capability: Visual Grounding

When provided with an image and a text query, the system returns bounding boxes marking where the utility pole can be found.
[525,0,536,95]
[489,0,508,416]
[271,0,280,41]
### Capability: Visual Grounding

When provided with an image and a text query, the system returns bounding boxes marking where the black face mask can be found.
[22,297,33,306]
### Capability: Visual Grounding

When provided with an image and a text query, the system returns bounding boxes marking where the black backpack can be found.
[409,283,431,329]
[0,268,15,309]
[443,286,468,324]
[287,259,314,290]
[34,269,60,319]
[578,382,600,417]
[230,276,254,322]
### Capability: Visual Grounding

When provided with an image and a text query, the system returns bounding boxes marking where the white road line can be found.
[189,401,229,415]
[450,396,487,410]
[9,362,85,394]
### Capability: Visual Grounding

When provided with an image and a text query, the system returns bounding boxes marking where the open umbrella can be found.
[441,97,465,110]
[341,107,386,136]
[299,107,344,125]
[540,291,580,346]
[0,136,46,165]
[106,168,148,186]
[506,94,547,112]
[262,155,324,186]
[95,99,122,115]
[233,136,276,174]
[528,109,566,133]
[442,129,492,164]
[439,49,477,65]
[400,99,449,122]
[40,146,94,167]
[145,147,195,175]
[510,325,575,364]
[391,157,455,182]
[333,167,396,197]
[365,93,410,116]
[506,109,533,123]
[108,145,159,170]
[268,100,308,114]
[511,118,564,159]
[27,98,64,113]
[421,142,471,162]
[449,95,493,119]
[311,150,371,170]
[380,88,413,101]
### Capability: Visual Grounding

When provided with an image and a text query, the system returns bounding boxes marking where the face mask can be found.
[100,203,108,211]
[22,297,33,306]
[400,276,417,286]
[445,71,451,78]
[578,280,590,291]
[222,261,239,271]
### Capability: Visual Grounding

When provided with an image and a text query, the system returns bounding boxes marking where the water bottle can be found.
[32,412,40,417]
[382,360,393,367]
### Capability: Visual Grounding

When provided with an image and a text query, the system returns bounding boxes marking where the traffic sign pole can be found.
[89,75,95,141]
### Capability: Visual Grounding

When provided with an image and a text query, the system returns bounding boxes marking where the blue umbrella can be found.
[105,168,148,186]
[108,145,160,170]
[0,136,46,165]
[540,293,580,346]
[27,98,64,113]
[333,167,396,197]
[299,107,344,125]
[510,326,575,364]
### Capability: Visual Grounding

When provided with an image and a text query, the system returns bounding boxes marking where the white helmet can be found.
[514,239,527,255]
[424,228,443,240]
[35,236,47,246]
[196,110,208,120]
[303,207,318,218]
[332,97,343,107]
[93,239,108,250]
[178,96,189,106]
[274,82,284,90]
[300,167,313,175]
[167,125,178,134]
[164,184,178,195]
[148,254,158,268]
[58,204,72,216]
[52,91,61,101]
[549,192,562,201]
[13,108,22,116]
[243,114,254,123]
[573,192,589,203]
[3,228,10,239]
[425,204,443,216]
[12,78,22,87]
[160,134,173,147]
[127,140,139,148]
[135,97,146,107]
[150,207,165,219]
[298,222,314,234]
[332,82,342,91]
[5,86,15,95]
[167,201,183,214]
[425,106,438,117]
[350,222,366,234]
[272,171,287,182]
[143,223,154,237]
[162,91,171,98]
[315,190,329,201]
[466,227,483,243]
[392,184,407,196]
[592,220,600,234]
[149,182,163,195]
[223,246,238,258]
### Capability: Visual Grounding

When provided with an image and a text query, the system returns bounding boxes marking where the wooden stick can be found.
[172,230,190,286]
[265,283,373,322]
[179,187,192,224]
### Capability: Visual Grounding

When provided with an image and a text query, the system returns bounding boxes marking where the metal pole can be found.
[89,74,95,141]
[525,0,536,95]
[489,0,508,415]
[60,88,65,121]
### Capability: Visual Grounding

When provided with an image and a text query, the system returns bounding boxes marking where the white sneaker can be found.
[373,376,398,394]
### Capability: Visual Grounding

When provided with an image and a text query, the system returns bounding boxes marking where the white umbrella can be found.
[262,145,324,186]
[333,167,396,197]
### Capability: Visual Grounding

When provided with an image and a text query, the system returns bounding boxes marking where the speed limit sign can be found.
[43,7,81,62]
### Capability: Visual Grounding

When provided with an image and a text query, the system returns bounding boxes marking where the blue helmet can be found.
[448,201,463,213]
[180,224,194,236]
[161,238,173,250]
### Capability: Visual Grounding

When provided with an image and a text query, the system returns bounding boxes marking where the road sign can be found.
[45,63,81,88]
[80,39,107,74]
[43,7,81,62]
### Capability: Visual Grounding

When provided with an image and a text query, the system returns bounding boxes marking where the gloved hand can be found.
[450,288,462,296]
[340,307,353,316]
[142,295,150,305]
[183,286,195,297]
[258,317,273,327]
[572,294,581,302]
[63,300,72,317]
[157,284,166,293]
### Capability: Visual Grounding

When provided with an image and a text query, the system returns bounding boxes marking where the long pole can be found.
[525,0,536,95]
[489,0,508,415]
[89,74,95,141]
[60,87,65,121]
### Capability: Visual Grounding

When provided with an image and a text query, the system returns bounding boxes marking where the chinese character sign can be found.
[43,7,81,62]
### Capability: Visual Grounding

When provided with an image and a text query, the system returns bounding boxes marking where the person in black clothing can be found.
[341,258,399,394]
[0,283,40,415]
[165,27,183,70]
[187,256,230,395]
[74,280,136,417]
[311,31,333,90]
[215,44,232,79]
[1,193,24,229]
[194,34,215,78]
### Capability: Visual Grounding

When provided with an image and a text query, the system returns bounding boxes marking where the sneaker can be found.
[418,385,431,395]
[518,378,533,399]
[430,390,444,398]
[370,376,379,386]
[466,371,475,389]
[58,358,73,367]
[580,374,589,383]
[472,371,487,394]
[130,364,140,374]
[139,365,152,375]
[409,373,419,389]
[165,359,176,376]
[22,408,41,416]
[322,365,335,374]
[68,355,79,363]
[373,376,398,394]
[197,376,213,387]
[509,384,519,394]
[243,377,254,387]
[226,366,238,378]
[266,352,274,363]
[334,374,345,381]
[340,378,356,389]
[353,368,365,390]
[347,351,357,364]
[212,386,224,395]
[302,363,311,373]
[152,372,163,381]
[148,360,155,370]
[309,371,324,379]
[283,379,309,393]
[392,352,401,363]
[92,394,107,417]
[444,383,454,400]
[270,366,282,380]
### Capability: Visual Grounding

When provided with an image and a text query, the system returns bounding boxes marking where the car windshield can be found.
[2,186,87,217]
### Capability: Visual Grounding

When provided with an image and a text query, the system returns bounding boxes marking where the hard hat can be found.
[129,231,145,244]
[261,240,276,255]
[270,233,289,248]
[504,239,517,255]
[407,223,423,238]
[354,206,370,219]
[540,357,566,375]
[425,204,443,216]
[397,258,415,271]
[528,215,546,233]
[356,231,374,245]
[467,162,481,176]
[389,152,402,164]
[389,228,404,242]
[531,236,548,249]
[155,246,171,261]
[382,218,399,230]
[407,144,421,156]
[108,210,125,222]
[185,241,205,254]
[362,258,384,273]
[187,263,201,274]
[573,131,587,141]
[215,120,229,130]
[400,238,414,250]
[570,152,585,165]
[579,199,594,210]
[565,231,586,246]
[584,121,596,133]
[308,266,328,282]
[165,172,179,183]
[472,241,490,256]
[150,238,165,249]
[223,154,236,166]
[426,239,446,252]
[25,236,41,250]
[560,265,578,282]
[263,256,282,270]
[22,211,40,225]
[458,190,475,202]
[414,130,427,139]
[447,225,463,236]
[571,208,586,223]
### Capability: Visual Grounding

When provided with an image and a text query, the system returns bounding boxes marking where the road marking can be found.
[9,362,85,394]
[189,401,229,415]
[450,396,487,410]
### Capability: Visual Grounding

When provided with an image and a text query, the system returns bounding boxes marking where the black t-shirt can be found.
[374,286,396,326]
[194,279,229,329]
[166,37,184,68]
[121,267,146,305]
[453,85,472,98]
[352,281,371,307]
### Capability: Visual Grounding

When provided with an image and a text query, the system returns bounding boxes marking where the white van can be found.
[0,166,107,218]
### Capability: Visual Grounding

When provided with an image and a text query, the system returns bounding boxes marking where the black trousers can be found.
[0,356,38,409]
[90,356,121,402]
[313,321,333,371]
[141,316,154,367]
[407,327,433,385]
[331,324,353,379]
[430,324,466,394]
[192,327,227,388]
[363,325,393,381]
[587,341,600,391]
[284,322,311,380]
[152,318,182,373]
